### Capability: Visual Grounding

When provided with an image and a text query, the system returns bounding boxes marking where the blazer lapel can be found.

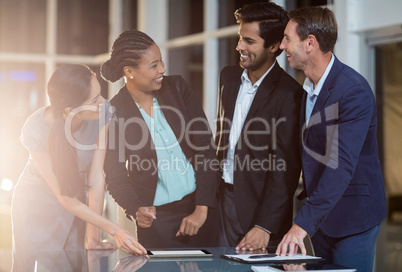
[307,88,332,126]
[219,68,242,141]
[300,92,307,130]
[223,74,242,122]
[155,77,186,142]
[115,86,157,153]
[303,56,342,138]
[245,62,280,121]
[121,87,140,115]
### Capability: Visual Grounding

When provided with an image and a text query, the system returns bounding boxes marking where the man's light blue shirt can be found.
[137,97,196,206]
[304,54,335,125]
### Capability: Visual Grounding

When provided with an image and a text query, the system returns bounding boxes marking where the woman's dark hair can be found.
[101,29,155,82]
[235,2,289,57]
[47,64,94,196]
[289,7,338,53]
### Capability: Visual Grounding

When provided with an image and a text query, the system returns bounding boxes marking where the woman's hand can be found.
[112,228,147,255]
[176,205,208,237]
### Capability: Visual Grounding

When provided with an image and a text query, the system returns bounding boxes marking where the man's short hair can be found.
[289,7,338,53]
[235,2,289,57]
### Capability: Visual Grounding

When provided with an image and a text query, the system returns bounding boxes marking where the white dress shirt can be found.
[222,62,275,185]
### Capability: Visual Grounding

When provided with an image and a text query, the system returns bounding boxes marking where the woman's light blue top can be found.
[137,97,196,206]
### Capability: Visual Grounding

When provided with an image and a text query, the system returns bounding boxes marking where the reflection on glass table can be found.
[15,247,271,272]
[16,247,354,272]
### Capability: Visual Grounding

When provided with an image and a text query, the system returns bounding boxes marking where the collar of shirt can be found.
[241,60,276,94]
[303,54,335,98]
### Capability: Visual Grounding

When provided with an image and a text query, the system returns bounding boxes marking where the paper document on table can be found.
[221,253,321,264]
[251,265,356,272]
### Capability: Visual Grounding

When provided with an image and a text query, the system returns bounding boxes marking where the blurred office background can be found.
[1,0,402,271]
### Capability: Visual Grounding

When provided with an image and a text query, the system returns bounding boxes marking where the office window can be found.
[168,45,203,103]
[122,0,138,30]
[0,0,47,53]
[57,0,109,55]
[218,36,239,73]
[168,0,203,39]
[0,62,45,186]
[375,42,402,196]
[296,0,328,7]
[218,0,269,28]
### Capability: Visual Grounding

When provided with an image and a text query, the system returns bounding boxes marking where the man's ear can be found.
[306,35,317,53]
[269,42,280,54]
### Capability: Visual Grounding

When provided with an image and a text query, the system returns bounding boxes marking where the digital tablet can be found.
[147,249,213,258]
[221,253,321,264]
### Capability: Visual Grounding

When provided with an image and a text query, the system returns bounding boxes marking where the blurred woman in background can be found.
[11,64,146,271]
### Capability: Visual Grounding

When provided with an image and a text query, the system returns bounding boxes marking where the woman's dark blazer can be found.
[104,75,219,218]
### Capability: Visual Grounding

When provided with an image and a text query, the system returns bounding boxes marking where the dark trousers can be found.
[217,183,245,247]
[137,193,219,248]
[311,224,381,272]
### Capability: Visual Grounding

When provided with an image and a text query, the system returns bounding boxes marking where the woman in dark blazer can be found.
[101,29,219,248]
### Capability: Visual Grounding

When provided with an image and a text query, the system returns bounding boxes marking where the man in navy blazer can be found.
[276,7,387,271]
[215,2,303,251]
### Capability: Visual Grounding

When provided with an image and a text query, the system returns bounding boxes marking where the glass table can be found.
[13,247,354,272]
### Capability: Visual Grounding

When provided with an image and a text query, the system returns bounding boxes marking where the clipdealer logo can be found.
[63,103,340,171]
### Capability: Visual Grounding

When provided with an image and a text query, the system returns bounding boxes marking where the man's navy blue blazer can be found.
[295,56,387,238]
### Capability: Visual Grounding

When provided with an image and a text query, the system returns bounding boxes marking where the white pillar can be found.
[105,0,126,237]
[270,0,287,70]
[203,0,219,130]
[138,0,168,71]
[45,0,57,105]
[108,0,124,98]
[334,0,366,74]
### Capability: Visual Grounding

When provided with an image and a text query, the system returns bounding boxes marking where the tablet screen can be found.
[147,250,212,258]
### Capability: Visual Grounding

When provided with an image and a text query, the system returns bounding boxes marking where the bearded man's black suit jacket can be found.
[215,62,303,243]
